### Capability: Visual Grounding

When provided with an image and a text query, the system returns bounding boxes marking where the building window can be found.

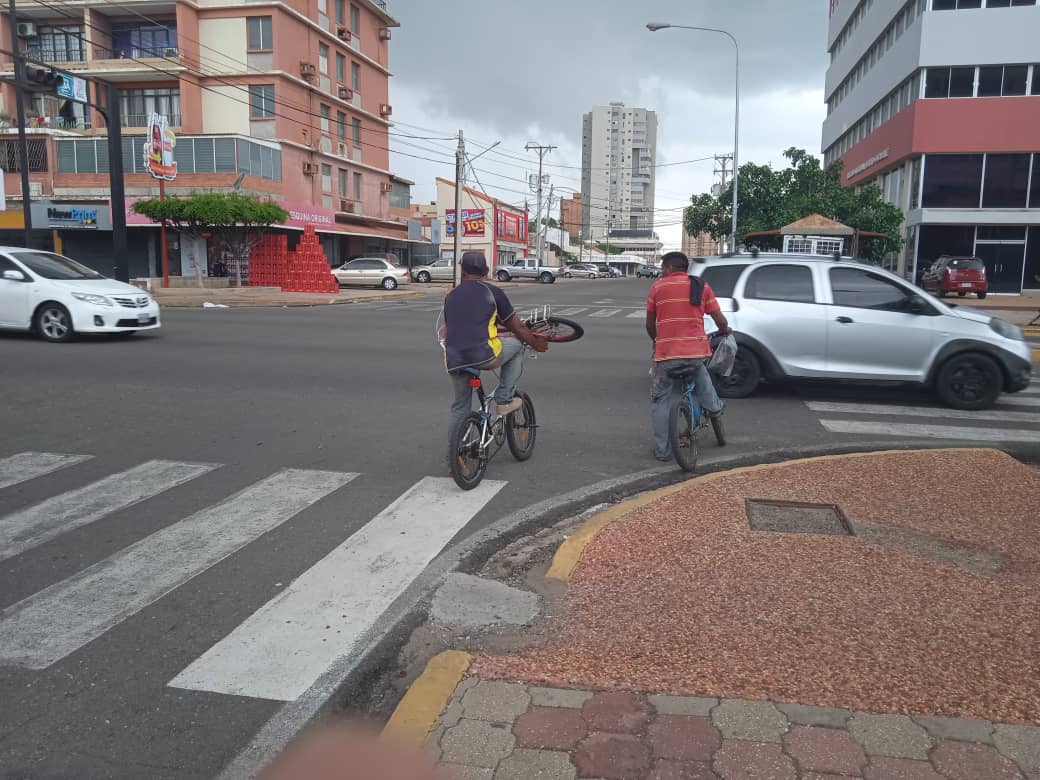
[320,104,330,133]
[949,66,975,96]
[247,16,272,50]
[1032,155,1040,208]
[353,171,362,200]
[921,154,983,208]
[335,0,345,25]
[982,153,1031,207]
[351,61,360,91]
[337,111,346,140]
[317,0,327,16]
[350,3,360,33]
[336,53,346,83]
[1034,65,1040,94]
[1002,65,1029,95]
[352,118,361,146]
[321,163,332,192]
[924,68,950,98]
[121,87,180,126]
[0,139,48,172]
[339,169,348,196]
[249,84,275,118]
[319,43,329,75]
[110,22,177,58]
[26,25,85,62]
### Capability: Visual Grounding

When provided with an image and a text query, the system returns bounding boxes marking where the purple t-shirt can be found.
[443,280,515,372]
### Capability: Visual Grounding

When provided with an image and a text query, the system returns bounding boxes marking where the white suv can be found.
[692,253,1032,410]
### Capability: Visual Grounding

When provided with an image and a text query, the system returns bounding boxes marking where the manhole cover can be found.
[745,499,853,536]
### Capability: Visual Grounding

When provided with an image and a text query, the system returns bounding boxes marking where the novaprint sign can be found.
[47,206,98,228]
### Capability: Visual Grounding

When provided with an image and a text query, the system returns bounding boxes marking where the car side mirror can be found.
[2,269,26,281]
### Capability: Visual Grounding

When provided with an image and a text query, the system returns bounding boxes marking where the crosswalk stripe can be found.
[806,401,1040,424]
[168,476,506,702]
[996,396,1040,407]
[0,469,357,669]
[0,460,218,563]
[1018,387,1039,395]
[819,419,1040,443]
[554,307,587,315]
[626,311,646,318]
[589,309,622,318]
[0,452,92,491]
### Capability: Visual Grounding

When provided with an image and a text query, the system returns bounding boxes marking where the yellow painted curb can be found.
[381,650,473,747]
[546,447,999,582]
[1031,347,1039,364]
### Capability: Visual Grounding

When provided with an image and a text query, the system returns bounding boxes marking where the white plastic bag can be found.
[708,334,738,377]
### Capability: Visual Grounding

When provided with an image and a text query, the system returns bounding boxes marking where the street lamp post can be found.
[647,22,740,253]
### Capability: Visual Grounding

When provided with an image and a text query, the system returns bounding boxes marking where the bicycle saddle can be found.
[667,366,700,381]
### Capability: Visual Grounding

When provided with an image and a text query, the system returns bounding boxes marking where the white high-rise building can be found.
[580,103,658,240]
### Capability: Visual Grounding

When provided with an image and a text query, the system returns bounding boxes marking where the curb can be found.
[157,291,426,308]
[215,439,1039,779]
[381,651,473,747]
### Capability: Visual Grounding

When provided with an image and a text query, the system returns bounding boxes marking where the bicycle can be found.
[667,363,726,473]
[446,307,584,490]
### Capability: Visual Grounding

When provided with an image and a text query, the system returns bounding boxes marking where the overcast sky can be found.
[386,1,829,250]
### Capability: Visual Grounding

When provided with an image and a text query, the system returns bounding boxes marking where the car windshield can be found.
[949,258,984,270]
[12,251,104,280]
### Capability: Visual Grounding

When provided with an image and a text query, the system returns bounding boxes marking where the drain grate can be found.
[745,499,854,536]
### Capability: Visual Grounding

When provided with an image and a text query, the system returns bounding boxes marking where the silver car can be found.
[691,252,1032,410]
[411,258,454,283]
[564,264,600,279]
[333,257,411,290]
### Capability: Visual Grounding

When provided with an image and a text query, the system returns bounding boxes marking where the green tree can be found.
[684,148,904,264]
[132,192,289,287]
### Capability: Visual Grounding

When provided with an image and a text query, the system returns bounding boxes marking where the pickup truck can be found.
[494,262,560,284]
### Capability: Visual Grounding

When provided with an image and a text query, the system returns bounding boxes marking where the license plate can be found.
[137,313,151,323]
[960,282,973,288]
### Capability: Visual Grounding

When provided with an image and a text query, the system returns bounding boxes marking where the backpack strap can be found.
[688,275,706,307]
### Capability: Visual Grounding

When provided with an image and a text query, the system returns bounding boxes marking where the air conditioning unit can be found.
[299,62,316,79]
[339,198,354,212]
[303,162,319,175]
[162,47,180,57]
[16,22,37,38]
[378,27,391,41]
[380,181,393,193]
[338,86,353,100]
[29,181,43,197]
[379,103,392,117]
[336,142,348,157]
[336,25,351,41]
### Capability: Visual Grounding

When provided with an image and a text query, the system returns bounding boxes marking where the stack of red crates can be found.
[281,225,339,293]
[248,234,289,288]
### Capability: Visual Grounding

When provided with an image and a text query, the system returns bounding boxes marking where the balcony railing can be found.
[122,113,181,127]
[25,47,86,64]
[26,116,92,130]
[92,45,181,60]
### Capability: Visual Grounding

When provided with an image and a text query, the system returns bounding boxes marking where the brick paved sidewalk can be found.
[426,678,1039,780]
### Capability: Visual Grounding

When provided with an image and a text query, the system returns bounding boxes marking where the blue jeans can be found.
[650,358,723,459]
[450,338,524,427]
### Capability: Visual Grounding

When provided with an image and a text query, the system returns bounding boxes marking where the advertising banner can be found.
[445,209,485,237]
[144,113,177,181]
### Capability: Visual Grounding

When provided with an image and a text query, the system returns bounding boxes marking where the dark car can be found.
[919,255,988,299]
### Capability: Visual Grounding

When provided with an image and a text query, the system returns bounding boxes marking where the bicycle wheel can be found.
[709,412,726,446]
[529,316,584,343]
[449,413,487,490]
[668,401,699,472]
[505,391,536,461]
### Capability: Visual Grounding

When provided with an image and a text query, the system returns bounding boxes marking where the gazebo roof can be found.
[779,214,855,236]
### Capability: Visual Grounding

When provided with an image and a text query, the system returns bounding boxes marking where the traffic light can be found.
[23,66,62,89]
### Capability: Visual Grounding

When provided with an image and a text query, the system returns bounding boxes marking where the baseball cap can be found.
[461,251,488,275]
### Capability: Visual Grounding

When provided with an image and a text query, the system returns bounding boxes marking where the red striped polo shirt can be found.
[646,271,720,362]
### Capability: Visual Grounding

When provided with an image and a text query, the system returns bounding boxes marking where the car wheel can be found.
[416,271,431,283]
[715,347,762,399]
[497,270,511,282]
[34,302,74,343]
[957,291,967,297]
[564,272,572,278]
[539,272,554,284]
[381,277,398,290]
[937,289,947,298]
[935,352,1002,410]
[977,291,987,299]
[588,272,596,279]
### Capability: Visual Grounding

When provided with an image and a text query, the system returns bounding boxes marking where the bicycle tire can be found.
[710,412,726,446]
[505,391,537,461]
[668,401,699,472]
[529,316,584,343]
[449,413,487,490]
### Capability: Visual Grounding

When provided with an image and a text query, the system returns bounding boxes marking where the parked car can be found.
[494,261,559,284]
[597,265,623,278]
[564,263,600,279]
[0,248,161,343]
[411,257,454,283]
[689,252,1031,410]
[333,257,411,290]
[636,264,661,278]
[918,255,988,299]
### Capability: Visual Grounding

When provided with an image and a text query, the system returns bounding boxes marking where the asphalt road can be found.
[0,277,1037,779]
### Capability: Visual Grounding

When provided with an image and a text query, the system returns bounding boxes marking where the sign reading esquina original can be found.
[846,148,890,180]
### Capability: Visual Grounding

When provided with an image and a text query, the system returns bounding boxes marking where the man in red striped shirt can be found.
[646,251,732,461]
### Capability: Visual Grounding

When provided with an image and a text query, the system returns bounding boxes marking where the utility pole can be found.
[8,0,33,248]
[537,185,554,266]
[452,130,464,288]
[524,142,555,264]
[713,154,733,251]
[105,83,129,281]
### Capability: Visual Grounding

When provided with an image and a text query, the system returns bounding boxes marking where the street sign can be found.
[56,73,89,104]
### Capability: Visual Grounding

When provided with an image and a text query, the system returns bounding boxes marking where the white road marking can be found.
[627,310,646,318]
[0,469,357,669]
[168,476,505,702]
[0,452,92,491]
[588,309,622,318]
[417,306,445,312]
[819,419,1040,443]
[996,396,1040,407]
[553,308,587,315]
[806,401,1039,424]
[1016,386,1038,395]
[0,460,218,562]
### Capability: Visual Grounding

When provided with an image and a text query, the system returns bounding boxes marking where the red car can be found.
[919,255,988,299]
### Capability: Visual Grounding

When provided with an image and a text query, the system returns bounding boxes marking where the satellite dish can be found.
[711,184,722,197]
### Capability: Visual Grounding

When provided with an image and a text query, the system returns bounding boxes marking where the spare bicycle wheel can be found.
[529,316,584,343]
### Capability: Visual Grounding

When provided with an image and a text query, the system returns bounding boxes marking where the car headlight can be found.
[71,292,113,307]
[989,317,1024,341]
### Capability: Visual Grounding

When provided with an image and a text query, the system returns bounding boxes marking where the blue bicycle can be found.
[667,364,726,472]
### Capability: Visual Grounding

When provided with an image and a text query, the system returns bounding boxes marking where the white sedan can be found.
[0,248,160,342]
